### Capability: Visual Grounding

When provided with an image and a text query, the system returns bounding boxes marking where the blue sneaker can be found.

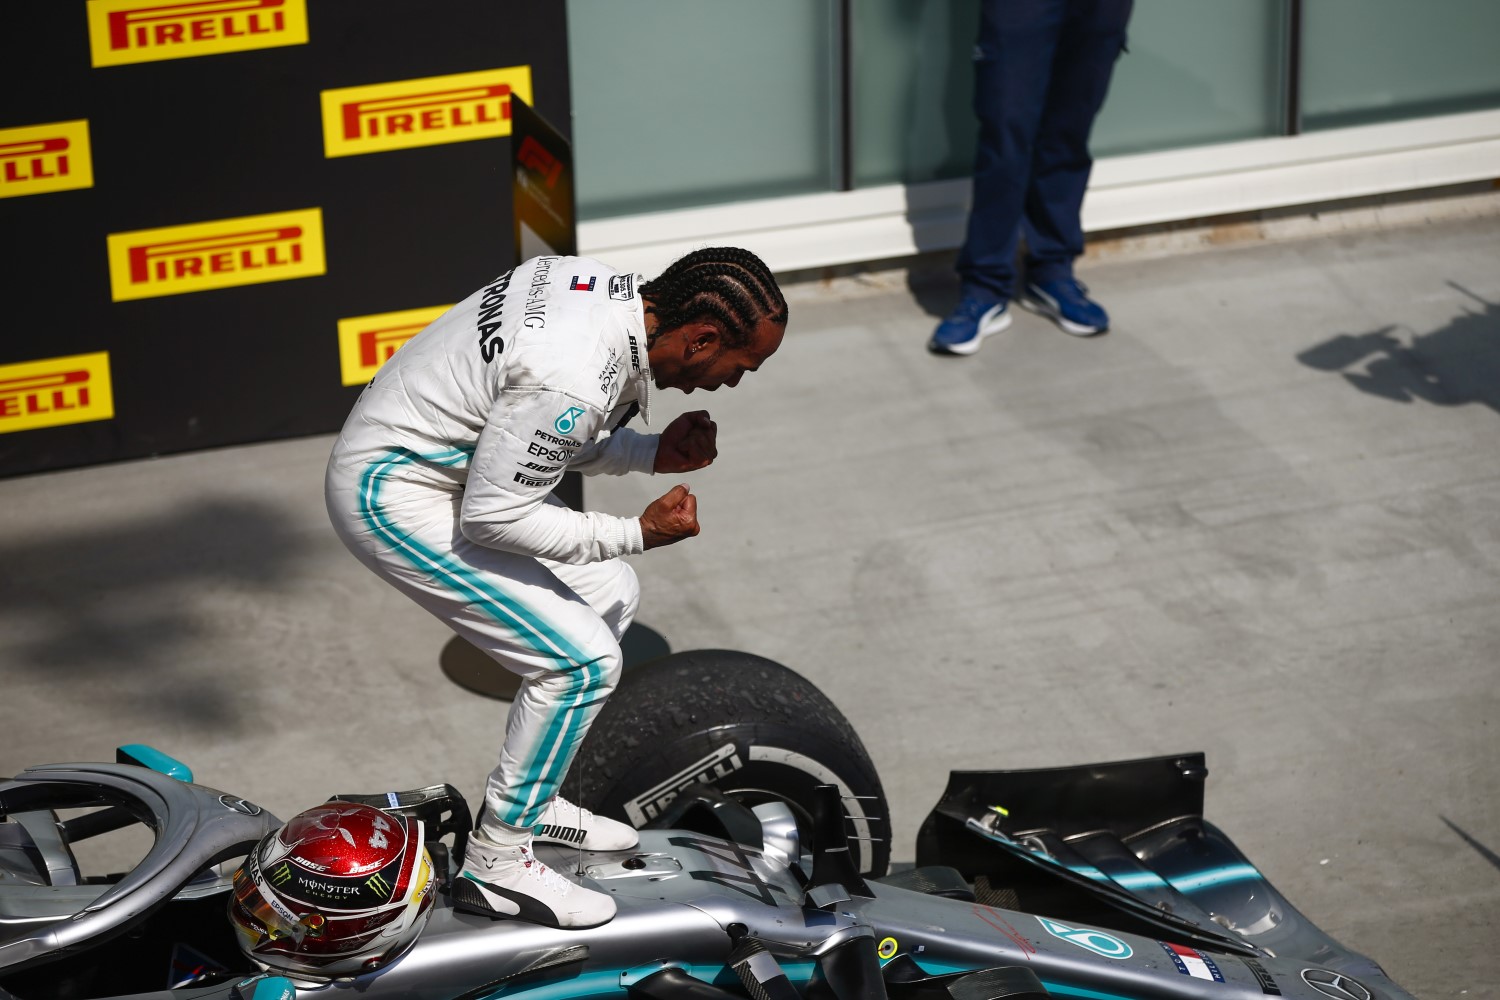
[1021,278,1109,336]
[928,296,1012,355]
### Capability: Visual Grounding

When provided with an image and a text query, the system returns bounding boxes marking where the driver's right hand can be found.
[641,484,699,549]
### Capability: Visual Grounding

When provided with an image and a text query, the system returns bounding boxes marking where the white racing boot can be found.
[533,796,639,851]
[452,835,616,928]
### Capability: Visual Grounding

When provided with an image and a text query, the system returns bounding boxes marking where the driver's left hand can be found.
[654,410,717,473]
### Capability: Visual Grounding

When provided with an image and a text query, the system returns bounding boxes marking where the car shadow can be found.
[1296,282,1500,415]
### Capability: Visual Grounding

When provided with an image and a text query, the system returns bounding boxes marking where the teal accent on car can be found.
[231,975,299,1000]
[1164,863,1263,892]
[116,744,193,782]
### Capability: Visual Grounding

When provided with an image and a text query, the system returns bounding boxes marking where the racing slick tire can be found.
[572,649,892,876]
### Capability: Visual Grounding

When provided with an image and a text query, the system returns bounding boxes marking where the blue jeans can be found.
[956,0,1133,302]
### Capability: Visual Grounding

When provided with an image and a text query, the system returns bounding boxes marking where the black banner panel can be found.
[513,96,578,260]
[510,95,583,511]
[0,1,572,477]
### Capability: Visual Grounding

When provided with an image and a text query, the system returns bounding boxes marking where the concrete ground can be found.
[2,215,1497,998]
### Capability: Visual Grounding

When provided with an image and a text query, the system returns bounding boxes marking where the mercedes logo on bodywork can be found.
[219,794,263,816]
[1301,969,1372,1000]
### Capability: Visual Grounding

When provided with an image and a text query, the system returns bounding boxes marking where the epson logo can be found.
[527,441,570,463]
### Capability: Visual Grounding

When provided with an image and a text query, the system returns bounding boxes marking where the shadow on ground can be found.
[1298,282,1500,414]
[908,265,962,322]
[1441,816,1500,874]
[0,499,305,731]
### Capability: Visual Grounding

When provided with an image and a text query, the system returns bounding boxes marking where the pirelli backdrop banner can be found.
[0,1,571,476]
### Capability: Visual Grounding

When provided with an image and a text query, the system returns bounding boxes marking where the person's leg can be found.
[465,570,623,838]
[932,0,1065,355]
[955,0,1067,302]
[1021,0,1132,285]
[326,457,620,927]
[546,555,640,645]
[495,555,641,852]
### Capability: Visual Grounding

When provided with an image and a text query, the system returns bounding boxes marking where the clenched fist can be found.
[654,411,717,474]
[640,484,700,550]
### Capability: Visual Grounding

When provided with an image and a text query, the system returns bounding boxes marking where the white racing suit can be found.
[325,256,657,834]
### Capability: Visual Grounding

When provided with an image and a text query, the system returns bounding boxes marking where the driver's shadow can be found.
[1297,282,1500,414]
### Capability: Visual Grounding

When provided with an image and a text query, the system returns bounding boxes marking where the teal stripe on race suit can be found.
[357,448,603,827]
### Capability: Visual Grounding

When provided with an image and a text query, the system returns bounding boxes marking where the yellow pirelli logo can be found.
[321,66,532,158]
[87,0,308,67]
[107,208,325,302]
[0,120,93,199]
[337,305,451,386]
[0,353,115,434]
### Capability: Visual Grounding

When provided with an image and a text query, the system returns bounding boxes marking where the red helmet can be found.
[228,801,436,978]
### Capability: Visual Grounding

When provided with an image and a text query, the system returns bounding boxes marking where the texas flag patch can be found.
[569,275,596,292]
[1159,942,1224,982]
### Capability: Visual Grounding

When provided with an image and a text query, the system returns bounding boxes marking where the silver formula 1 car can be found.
[1,650,1413,1000]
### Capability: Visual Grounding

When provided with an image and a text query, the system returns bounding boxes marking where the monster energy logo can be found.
[366,872,393,896]
[271,863,293,886]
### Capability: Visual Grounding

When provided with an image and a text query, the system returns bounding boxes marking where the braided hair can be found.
[639,247,789,349]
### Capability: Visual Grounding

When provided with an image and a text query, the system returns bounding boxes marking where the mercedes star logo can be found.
[1301,968,1372,1000]
[219,794,263,816]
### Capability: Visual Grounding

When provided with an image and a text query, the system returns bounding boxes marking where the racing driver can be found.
[325,248,788,929]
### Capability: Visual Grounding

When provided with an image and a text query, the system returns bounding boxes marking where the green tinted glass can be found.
[1302,0,1500,130]
[567,0,839,220]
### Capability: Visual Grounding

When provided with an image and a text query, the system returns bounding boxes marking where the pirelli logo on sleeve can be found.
[0,121,93,199]
[87,0,308,68]
[321,66,532,158]
[0,353,114,434]
[106,208,325,302]
[336,305,452,386]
